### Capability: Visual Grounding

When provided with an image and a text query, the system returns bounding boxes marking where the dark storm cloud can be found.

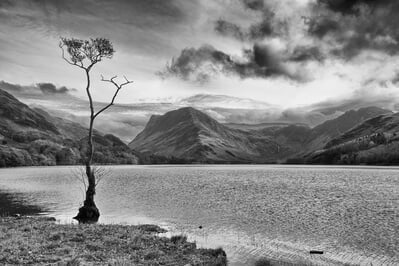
[0,0,13,8]
[306,17,340,39]
[159,44,297,83]
[309,0,399,59]
[214,3,276,41]
[317,0,393,15]
[214,19,245,41]
[241,0,265,11]
[251,44,282,73]
[214,16,275,41]
[159,45,235,83]
[289,46,325,62]
[248,14,275,39]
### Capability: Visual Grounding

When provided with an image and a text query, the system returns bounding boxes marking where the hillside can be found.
[0,89,59,136]
[0,89,140,167]
[130,106,392,164]
[307,113,399,165]
[303,107,392,153]
[2,86,392,166]
[130,107,310,163]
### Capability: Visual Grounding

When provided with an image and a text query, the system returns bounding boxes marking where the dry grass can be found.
[0,216,227,265]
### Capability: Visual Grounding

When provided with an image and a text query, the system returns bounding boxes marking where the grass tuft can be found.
[170,234,188,244]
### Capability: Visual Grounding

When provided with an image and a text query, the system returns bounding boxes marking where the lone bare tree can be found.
[60,37,133,223]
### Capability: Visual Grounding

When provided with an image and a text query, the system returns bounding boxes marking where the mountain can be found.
[5,80,384,142]
[326,113,399,148]
[129,107,311,163]
[0,89,140,167]
[0,89,59,135]
[307,112,399,165]
[303,106,392,153]
[130,106,392,164]
[2,84,393,166]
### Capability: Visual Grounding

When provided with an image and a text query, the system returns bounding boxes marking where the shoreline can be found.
[3,163,399,169]
[0,216,227,265]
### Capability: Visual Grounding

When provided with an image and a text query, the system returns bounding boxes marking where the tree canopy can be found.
[59,38,115,69]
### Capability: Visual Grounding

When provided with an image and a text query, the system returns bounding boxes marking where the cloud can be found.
[251,44,287,76]
[172,0,324,83]
[289,46,325,62]
[0,0,12,8]
[158,45,233,83]
[214,19,245,41]
[37,83,74,94]
[1,80,75,96]
[3,0,399,110]
[158,44,299,83]
[317,0,392,15]
[214,3,277,41]
[241,0,265,11]
[0,81,24,92]
[214,15,275,42]
[308,0,399,58]
[0,0,193,57]
[3,0,187,29]
[248,15,275,39]
[306,17,340,39]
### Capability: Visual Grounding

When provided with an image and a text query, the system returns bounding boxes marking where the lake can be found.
[0,165,398,265]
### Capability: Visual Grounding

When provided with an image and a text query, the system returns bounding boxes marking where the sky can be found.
[1,0,399,109]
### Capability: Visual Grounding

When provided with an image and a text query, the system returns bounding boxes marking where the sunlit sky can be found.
[1,0,399,108]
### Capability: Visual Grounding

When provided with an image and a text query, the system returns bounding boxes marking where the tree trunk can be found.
[73,71,100,224]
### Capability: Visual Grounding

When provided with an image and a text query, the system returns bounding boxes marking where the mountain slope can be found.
[306,112,399,165]
[303,106,392,153]
[130,107,309,163]
[0,88,140,167]
[0,89,59,135]
[130,106,392,164]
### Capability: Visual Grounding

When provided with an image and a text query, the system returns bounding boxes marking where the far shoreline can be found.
[2,163,399,170]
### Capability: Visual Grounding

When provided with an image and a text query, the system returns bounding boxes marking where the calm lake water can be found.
[0,165,398,265]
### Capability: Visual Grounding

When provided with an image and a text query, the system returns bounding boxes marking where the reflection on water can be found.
[0,191,43,216]
[0,165,398,265]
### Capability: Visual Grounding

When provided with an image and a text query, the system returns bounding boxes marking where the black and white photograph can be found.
[0,0,398,265]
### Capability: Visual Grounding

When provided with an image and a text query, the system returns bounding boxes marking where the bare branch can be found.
[93,75,133,119]
[101,75,118,82]
[93,166,110,187]
[71,166,89,202]
[123,75,132,84]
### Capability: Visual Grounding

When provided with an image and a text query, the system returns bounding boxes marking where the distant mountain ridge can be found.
[0,86,395,166]
[5,80,394,142]
[130,106,391,164]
